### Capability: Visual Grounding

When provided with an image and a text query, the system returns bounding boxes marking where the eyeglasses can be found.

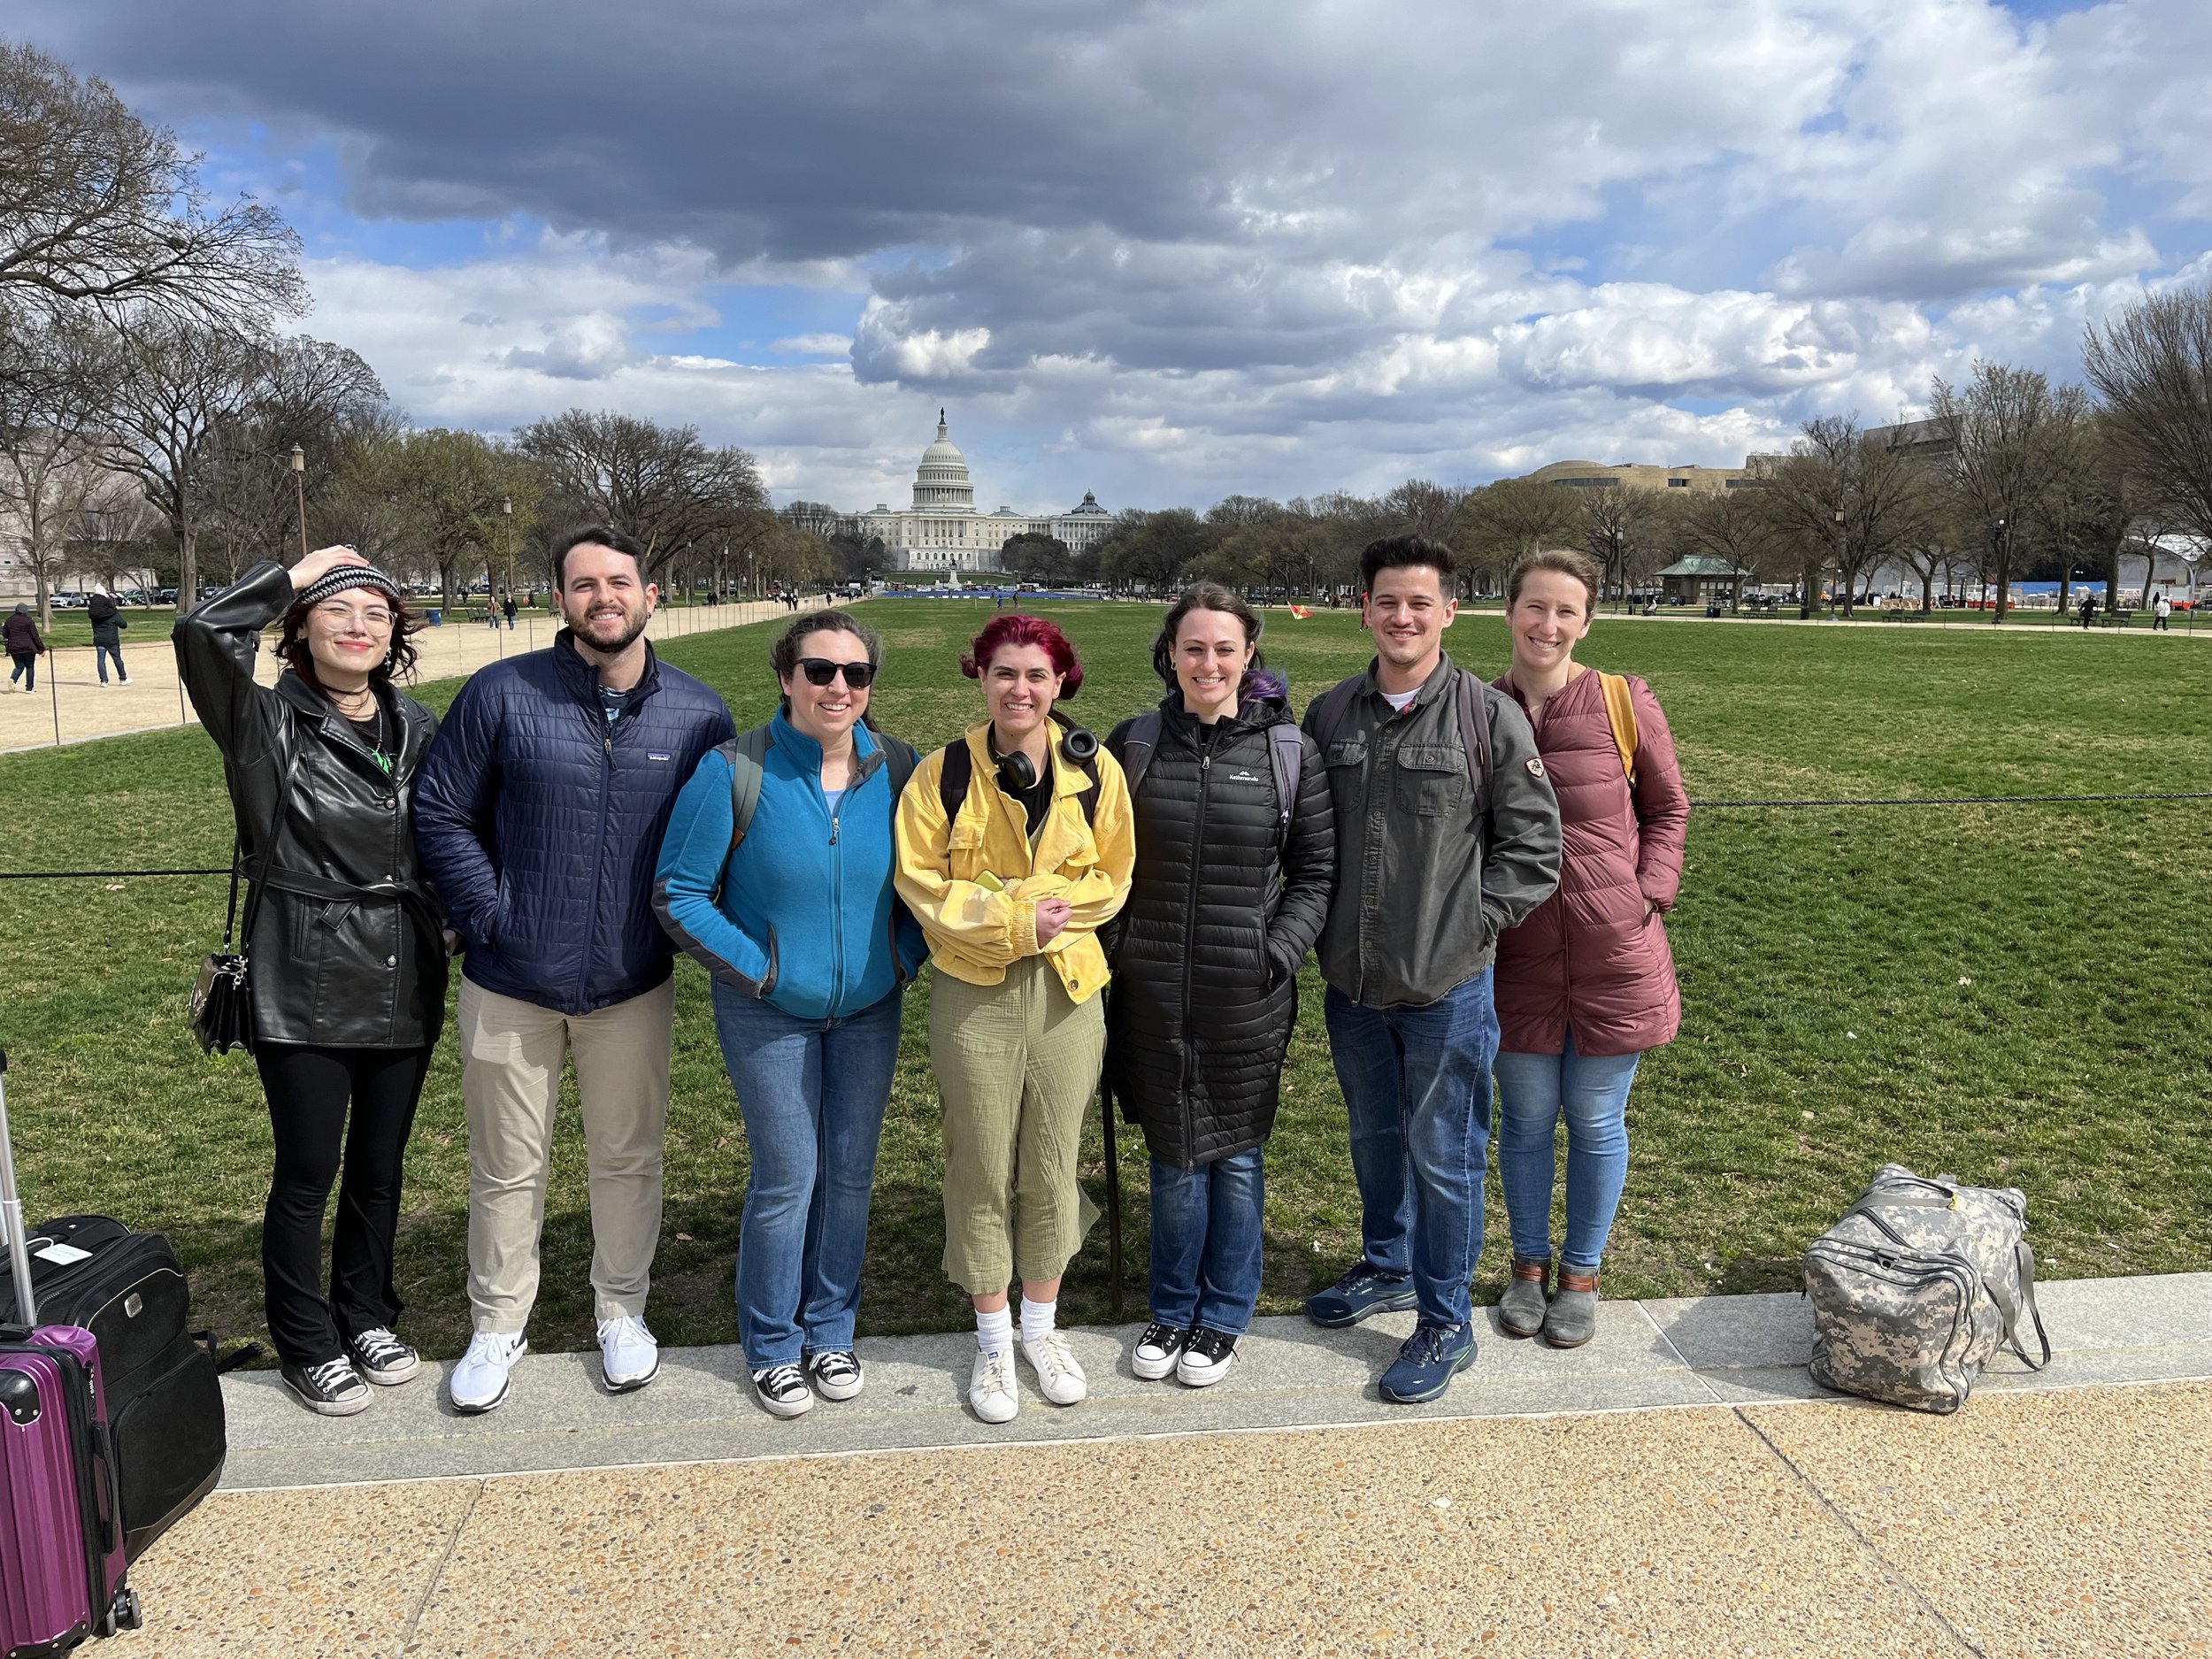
[795,657,876,688]
[315,602,395,632]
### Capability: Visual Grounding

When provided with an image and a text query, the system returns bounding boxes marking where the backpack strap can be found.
[1453,668,1493,814]
[1266,722,1303,843]
[1118,711,1164,797]
[1306,677,1363,757]
[871,727,918,804]
[938,735,974,827]
[1598,671,1639,786]
[723,724,774,852]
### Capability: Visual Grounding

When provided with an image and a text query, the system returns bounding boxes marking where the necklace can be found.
[334,688,392,772]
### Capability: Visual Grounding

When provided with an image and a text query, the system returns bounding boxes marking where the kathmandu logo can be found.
[1226,769,1263,783]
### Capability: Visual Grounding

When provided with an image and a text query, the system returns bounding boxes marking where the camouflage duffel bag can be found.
[1804,1164,2052,1413]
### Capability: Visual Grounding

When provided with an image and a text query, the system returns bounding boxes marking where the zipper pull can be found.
[830,816,840,845]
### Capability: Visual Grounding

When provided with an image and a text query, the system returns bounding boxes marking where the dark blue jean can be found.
[8,652,34,690]
[1148,1147,1265,1336]
[1324,970,1498,1330]
[95,643,126,683]
[1494,1033,1640,1272]
[711,980,903,1368]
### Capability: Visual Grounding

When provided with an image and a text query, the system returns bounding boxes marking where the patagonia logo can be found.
[647,751,673,763]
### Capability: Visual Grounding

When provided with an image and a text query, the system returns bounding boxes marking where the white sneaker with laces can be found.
[969,1345,1020,1424]
[596,1314,660,1393]
[345,1326,421,1386]
[1020,1329,1087,1406]
[449,1331,526,1415]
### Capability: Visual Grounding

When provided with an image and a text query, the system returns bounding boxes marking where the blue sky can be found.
[12,0,2211,512]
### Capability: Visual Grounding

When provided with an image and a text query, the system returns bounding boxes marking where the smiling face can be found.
[779,627,872,746]
[983,642,1064,747]
[1363,563,1457,682]
[305,592,395,687]
[1174,607,1254,722]
[558,542,656,655]
[1509,567,1594,678]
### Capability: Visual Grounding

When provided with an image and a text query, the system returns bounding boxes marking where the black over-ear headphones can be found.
[992,711,1098,793]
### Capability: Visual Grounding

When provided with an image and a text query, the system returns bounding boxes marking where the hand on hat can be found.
[289,546,369,591]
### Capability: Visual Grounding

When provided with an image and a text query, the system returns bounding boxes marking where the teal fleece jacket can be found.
[653,711,926,1019]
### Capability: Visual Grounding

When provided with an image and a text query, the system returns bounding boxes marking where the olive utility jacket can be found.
[1304,651,1563,1009]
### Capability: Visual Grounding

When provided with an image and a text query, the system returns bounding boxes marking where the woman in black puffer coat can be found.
[1105,583,1334,1388]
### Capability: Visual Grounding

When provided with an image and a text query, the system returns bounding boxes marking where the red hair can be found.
[960,613,1084,697]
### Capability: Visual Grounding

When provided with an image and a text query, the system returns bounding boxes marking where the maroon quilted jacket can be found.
[1494,667,1688,1056]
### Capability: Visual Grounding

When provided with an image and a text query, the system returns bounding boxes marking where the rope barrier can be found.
[0,868,230,880]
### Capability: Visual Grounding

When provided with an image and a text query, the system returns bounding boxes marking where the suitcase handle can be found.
[0,1048,36,1327]
[89,1417,121,1555]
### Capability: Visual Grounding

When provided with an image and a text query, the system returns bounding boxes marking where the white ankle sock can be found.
[1019,1295,1056,1347]
[976,1306,1013,1356]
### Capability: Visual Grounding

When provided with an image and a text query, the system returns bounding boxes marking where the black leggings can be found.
[254,1043,434,1367]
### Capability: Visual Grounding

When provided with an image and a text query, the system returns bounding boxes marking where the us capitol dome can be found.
[857,412,1111,575]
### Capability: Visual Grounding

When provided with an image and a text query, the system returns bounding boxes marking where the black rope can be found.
[1689,790,2212,808]
[0,868,230,879]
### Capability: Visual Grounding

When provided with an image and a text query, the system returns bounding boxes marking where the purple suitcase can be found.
[0,1047,141,1655]
[0,1326,137,1655]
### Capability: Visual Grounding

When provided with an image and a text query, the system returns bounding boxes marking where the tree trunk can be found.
[1921,571,1933,613]
[1991,549,2012,623]
[177,514,198,613]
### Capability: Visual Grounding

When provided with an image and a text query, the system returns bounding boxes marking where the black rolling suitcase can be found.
[0,1060,227,1562]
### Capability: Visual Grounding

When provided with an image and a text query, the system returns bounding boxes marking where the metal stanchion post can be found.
[47,657,60,746]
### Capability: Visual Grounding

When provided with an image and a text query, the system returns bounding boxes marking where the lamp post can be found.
[1829,508,1844,618]
[290,444,308,562]
[1989,519,2008,623]
[501,495,513,598]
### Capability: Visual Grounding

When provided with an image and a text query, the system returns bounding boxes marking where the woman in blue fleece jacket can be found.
[654,610,925,1419]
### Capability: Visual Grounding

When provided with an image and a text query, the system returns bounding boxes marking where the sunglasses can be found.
[795,657,877,688]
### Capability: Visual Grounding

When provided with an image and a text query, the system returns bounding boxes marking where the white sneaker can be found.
[596,1314,660,1393]
[969,1345,1020,1424]
[449,1331,526,1414]
[1020,1329,1087,1406]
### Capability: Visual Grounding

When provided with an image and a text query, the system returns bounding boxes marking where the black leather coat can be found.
[174,561,448,1049]
[1104,692,1336,1169]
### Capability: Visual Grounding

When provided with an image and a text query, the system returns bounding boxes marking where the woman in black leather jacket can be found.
[175,547,448,1418]
[1104,583,1334,1390]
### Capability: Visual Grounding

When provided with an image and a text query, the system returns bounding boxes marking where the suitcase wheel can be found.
[101,1588,143,1635]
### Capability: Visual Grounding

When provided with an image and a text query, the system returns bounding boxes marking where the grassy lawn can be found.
[0,598,2204,1362]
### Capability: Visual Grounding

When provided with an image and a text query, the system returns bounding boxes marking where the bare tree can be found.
[1928,364,2075,622]
[386,427,528,610]
[1665,487,1785,610]
[515,409,765,580]
[0,313,110,622]
[0,41,303,329]
[1762,417,1930,618]
[2082,280,2212,550]
[1578,484,1662,604]
[1456,477,1580,593]
[1379,478,1471,542]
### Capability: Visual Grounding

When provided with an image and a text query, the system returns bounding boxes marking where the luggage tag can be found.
[33,1241,90,1266]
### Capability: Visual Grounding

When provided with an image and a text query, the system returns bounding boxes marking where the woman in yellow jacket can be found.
[895,613,1134,1425]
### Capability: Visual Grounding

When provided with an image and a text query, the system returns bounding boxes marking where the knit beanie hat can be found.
[296,564,404,609]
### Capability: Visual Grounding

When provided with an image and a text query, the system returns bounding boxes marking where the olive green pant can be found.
[930,956,1106,1294]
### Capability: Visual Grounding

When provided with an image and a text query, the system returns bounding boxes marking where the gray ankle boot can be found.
[1499,1256,1549,1338]
[1542,1266,1599,1348]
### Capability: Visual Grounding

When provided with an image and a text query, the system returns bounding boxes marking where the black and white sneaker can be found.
[1132,1322,1193,1381]
[281,1356,372,1417]
[344,1327,421,1386]
[1177,1326,1241,1388]
[805,1350,864,1402]
[752,1362,815,1419]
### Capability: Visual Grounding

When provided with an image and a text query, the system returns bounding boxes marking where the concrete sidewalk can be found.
[117,1272,2209,1655]
[0,599,804,755]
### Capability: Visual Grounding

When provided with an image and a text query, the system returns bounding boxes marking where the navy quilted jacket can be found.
[411,634,734,1015]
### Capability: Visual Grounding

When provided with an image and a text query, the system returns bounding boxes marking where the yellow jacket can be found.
[894,722,1135,1004]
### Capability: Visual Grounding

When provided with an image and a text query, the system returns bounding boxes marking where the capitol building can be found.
[859,413,1112,575]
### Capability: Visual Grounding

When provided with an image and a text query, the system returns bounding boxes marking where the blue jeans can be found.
[8,652,34,691]
[1324,970,1498,1330]
[1494,1033,1640,1271]
[711,981,903,1368]
[95,643,126,683]
[1148,1148,1265,1336]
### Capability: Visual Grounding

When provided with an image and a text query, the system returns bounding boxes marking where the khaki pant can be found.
[930,956,1105,1294]
[457,975,674,1333]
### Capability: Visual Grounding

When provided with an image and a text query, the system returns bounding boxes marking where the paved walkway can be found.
[0,600,804,754]
[117,1271,2208,1655]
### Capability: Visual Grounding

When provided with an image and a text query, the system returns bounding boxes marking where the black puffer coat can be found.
[1104,691,1335,1169]
[174,561,448,1048]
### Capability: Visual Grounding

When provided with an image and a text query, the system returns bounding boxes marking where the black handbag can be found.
[189,767,287,1056]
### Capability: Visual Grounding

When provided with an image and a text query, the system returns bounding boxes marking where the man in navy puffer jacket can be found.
[412,526,733,1414]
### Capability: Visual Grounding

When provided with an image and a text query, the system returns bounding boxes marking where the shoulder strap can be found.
[724,724,774,851]
[874,731,918,804]
[1267,722,1303,842]
[1598,672,1639,786]
[1307,678,1363,757]
[938,737,973,826]
[1454,669,1492,810]
[1072,749,1102,827]
[1120,712,1164,797]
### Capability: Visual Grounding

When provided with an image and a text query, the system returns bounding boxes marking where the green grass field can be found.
[0,599,2205,1361]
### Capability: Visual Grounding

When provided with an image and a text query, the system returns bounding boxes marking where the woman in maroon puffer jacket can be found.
[1491,548,1689,1349]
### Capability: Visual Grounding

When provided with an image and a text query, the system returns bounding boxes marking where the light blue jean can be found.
[711,980,903,1369]
[1324,969,1498,1331]
[1494,1032,1641,1271]
[1148,1148,1265,1336]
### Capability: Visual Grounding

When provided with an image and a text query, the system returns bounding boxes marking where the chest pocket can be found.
[1394,743,1466,817]
[946,817,990,884]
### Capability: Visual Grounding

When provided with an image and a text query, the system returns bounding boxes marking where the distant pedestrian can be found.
[2079,592,2098,629]
[502,591,518,630]
[2154,593,2171,631]
[413,525,735,1417]
[88,592,130,684]
[4,603,42,691]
